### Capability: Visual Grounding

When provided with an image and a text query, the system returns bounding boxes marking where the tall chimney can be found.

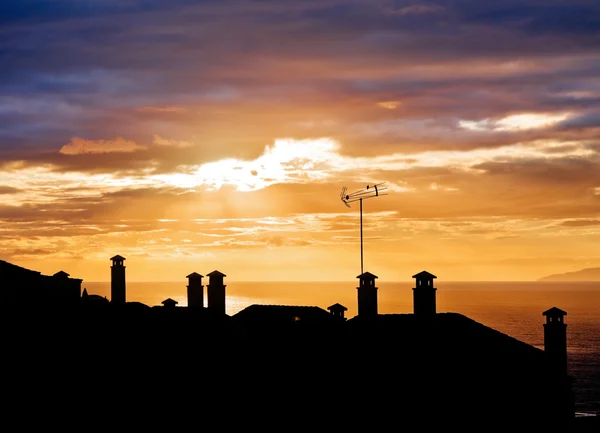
[110,255,126,304]
[207,270,226,315]
[186,272,204,308]
[542,307,568,376]
[412,270,437,317]
[357,272,378,317]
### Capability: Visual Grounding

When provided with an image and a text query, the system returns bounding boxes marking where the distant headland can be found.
[538,268,600,282]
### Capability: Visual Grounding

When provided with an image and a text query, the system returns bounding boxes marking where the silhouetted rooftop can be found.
[412,270,437,279]
[186,272,203,279]
[544,306,568,316]
[357,271,378,279]
[0,259,42,277]
[234,304,334,322]
[162,298,178,307]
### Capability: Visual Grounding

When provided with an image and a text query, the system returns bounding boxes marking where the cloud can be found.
[557,112,600,130]
[138,106,188,114]
[560,219,600,227]
[4,135,596,219]
[59,137,147,155]
[3,0,600,282]
[152,134,192,148]
[459,112,572,132]
[391,5,443,16]
[0,185,19,194]
[377,101,402,109]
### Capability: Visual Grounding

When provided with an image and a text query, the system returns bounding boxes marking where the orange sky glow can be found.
[2,1,600,282]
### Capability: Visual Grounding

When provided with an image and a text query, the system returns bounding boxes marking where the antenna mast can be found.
[340,182,388,274]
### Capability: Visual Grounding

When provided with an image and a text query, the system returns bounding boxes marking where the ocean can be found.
[83,280,600,415]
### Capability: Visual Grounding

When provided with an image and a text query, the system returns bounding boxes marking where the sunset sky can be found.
[2,0,600,282]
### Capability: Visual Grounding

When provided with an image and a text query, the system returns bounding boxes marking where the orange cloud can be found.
[59,137,146,155]
[152,134,192,148]
[137,106,188,113]
[377,101,402,109]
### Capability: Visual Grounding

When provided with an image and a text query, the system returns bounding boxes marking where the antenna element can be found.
[339,182,388,274]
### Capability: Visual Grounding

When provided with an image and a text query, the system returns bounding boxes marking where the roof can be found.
[207,270,226,277]
[110,255,126,261]
[233,304,333,322]
[162,298,178,306]
[542,306,567,316]
[357,271,378,279]
[412,270,437,279]
[186,272,203,279]
[0,260,42,277]
[347,313,546,360]
[84,294,109,303]
[328,303,348,311]
[53,270,70,278]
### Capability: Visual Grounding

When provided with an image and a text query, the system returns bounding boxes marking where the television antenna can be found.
[340,182,388,274]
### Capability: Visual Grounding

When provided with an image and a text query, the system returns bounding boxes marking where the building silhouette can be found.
[0,257,593,432]
[0,259,82,303]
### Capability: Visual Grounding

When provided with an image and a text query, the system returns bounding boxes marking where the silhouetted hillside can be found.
[538,268,600,282]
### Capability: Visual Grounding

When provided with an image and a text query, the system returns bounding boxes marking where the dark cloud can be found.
[0,186,19,194]
[558,112,600,130]
[560,219,600,227]
[0,0,599,164]
[457,1,600,38]
[473,156,600,186]
[7,248,56,257]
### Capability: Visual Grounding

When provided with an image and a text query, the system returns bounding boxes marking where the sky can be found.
[1,0,600,282]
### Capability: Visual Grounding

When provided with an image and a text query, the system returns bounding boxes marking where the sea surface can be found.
[83,280,600,415]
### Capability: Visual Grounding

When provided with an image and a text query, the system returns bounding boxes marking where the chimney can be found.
[327,303,348,320]
[412,270,437,317]
[207,270,226,315]
[186,272,204,308]
[542,307,568,376]
[110,255,126,304]
[357,272,378,317]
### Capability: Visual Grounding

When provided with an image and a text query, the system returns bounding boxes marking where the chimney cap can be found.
[207,270,226,277]
[357,271,378,279]
[542,306,567,317]
[412,270,437,279]
[186,272,204,279]
[110,255,126,261]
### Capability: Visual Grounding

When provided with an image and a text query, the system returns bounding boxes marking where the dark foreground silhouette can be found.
[1,259,597,432]
[1,302,589,432]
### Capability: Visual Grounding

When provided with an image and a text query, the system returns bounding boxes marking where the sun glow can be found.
[158,138,340,191]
